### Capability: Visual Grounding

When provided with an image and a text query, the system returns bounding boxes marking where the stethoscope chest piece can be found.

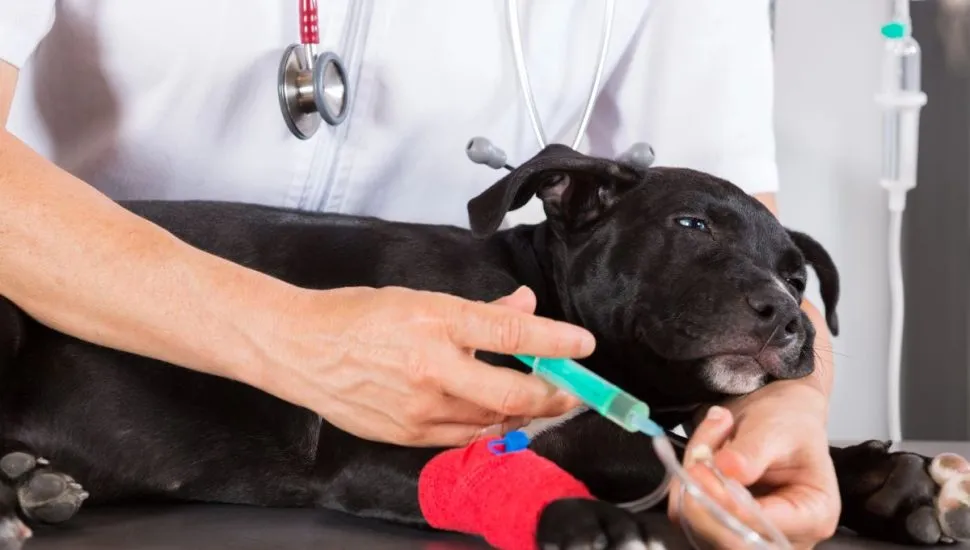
[278,1,351,139]
[278,44,350,140]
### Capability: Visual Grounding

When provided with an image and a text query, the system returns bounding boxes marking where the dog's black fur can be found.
[0,144,965,549]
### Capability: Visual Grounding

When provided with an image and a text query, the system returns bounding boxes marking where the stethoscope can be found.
[466,0,656,173]
[278,0,350,140]
[277,0,655,173]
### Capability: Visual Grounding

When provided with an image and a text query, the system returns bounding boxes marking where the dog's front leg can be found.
[320,411,679,550]
[524,410,683,549]
[529,410,678,505]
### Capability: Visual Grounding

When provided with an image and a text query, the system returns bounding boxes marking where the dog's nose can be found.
[746,289,801,344]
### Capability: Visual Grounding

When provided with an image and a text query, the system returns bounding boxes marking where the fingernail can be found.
[478,424,503,438]
[556,390,582,409]
[560,326,596,356]
[554,388,574,401]
[686,444,713,467]
[706,405,726,421]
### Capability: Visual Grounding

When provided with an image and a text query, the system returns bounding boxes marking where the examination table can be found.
[22,441,968,549]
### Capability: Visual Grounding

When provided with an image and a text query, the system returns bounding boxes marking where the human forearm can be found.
[0,128,298,384]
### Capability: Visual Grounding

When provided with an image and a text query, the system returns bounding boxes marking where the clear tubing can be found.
[895,0,910,24]
[887,209,905,443]
[616,462,674,513]
[650,434,792,550]
[878,1,926,443]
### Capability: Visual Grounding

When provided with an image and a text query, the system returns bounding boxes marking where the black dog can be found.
[0,144,967,549]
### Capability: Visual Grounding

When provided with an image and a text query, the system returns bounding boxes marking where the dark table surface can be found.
[20,441,970,550]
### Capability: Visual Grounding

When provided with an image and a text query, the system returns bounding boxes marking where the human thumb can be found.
[714,428,781,486]
[490,286,537,314]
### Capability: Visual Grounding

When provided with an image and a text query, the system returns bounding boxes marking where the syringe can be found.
[514,354,664,437]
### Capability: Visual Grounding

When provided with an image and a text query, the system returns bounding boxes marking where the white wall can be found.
[773,0,891,439]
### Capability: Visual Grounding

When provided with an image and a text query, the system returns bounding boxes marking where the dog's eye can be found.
[786,277,807,293]
[674,217,710,232]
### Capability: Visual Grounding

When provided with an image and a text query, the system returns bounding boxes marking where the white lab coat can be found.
[0,0,778,229]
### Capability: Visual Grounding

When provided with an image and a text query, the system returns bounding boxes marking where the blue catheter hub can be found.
[487,430,531,456]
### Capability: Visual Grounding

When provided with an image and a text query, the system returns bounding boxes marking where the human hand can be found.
[668,382,840,549]
[250,285,591,447]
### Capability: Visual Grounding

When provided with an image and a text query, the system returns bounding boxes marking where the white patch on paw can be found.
[930,453,970,486]
[0,516,31,544]
[936,474,970,539]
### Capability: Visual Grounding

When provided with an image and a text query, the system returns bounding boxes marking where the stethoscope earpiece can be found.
[278,1,352,140]
[615,142,656,171]
[466,137,514,171]
[466,137,656,175]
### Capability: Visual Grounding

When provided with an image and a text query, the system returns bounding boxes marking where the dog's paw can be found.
[834,440,970,545]
[1,451,88,524]
[536,498,660,550]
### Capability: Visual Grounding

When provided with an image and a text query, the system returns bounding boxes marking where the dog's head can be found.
[467,144,840,410]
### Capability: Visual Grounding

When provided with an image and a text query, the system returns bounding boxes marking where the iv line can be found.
[879,0,926,444]
[514,354,792,549]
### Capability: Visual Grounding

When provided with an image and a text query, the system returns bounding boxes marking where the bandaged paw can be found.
[418,434,593,550]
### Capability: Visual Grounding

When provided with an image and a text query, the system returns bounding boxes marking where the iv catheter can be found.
[514,354,793,549]
[878,0,926,443]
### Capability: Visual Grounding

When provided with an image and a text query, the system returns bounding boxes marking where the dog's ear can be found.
[787,229,841,336]
[467,144,644,238]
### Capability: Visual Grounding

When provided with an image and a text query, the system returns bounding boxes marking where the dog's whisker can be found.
[758,325,779,355]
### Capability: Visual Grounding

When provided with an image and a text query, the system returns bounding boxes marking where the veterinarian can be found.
[0,1,839,546]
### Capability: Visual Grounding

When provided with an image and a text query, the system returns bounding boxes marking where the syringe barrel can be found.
[515,354,651,431]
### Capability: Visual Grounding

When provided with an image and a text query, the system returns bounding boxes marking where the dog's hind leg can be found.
[831,440,970,545]
[0,296,89,525]
[0,299,38,550]
[0,443,89,525]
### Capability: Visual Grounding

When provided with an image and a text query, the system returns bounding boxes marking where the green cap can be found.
[881,21,906,39]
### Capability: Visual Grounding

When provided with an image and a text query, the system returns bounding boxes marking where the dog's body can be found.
[0,145,967,549]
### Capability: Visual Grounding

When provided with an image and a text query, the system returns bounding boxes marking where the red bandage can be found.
[418,435,594,550]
